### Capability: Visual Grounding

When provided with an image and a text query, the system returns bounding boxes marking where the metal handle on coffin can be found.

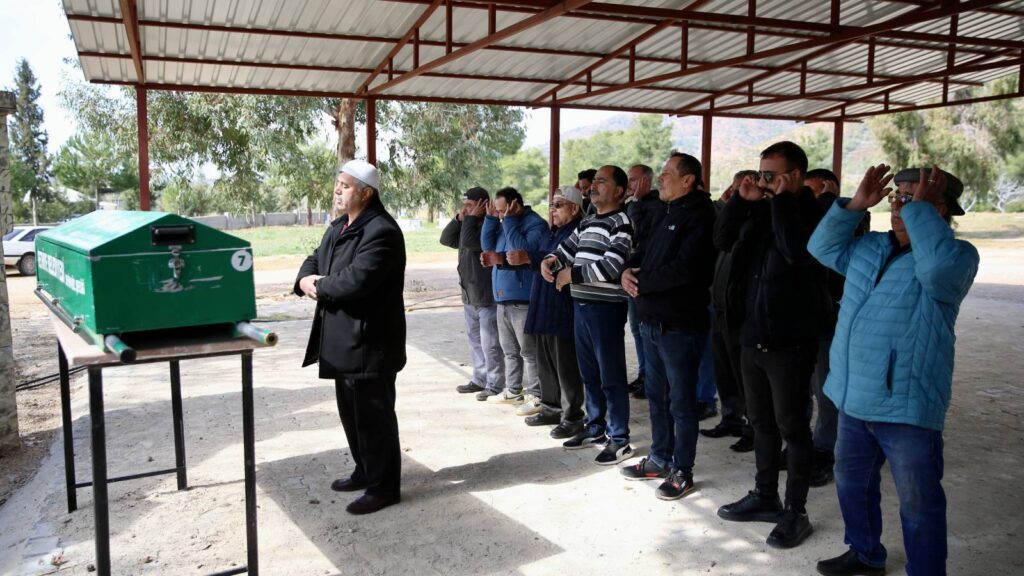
[35,286,138,363]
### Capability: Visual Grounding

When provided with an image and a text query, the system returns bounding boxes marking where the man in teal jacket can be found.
[808,165,978,576]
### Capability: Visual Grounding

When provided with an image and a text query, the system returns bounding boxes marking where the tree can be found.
[560,114,674,185]
[9,59,54,224]
[52,130,138,210]
[377,103,525,220]
[622,114,673,170]
[269,140,337,224]
[799,128,832,171]
[993,175,1024,213]
[499,148,548,204]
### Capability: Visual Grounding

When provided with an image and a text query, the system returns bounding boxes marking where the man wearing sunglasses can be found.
[809,165,978,576]
[714,141,828,549]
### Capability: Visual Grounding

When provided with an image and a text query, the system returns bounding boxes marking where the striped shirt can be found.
[549,208,634,303]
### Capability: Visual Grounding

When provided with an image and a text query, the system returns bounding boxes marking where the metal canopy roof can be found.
[63,0,1024,121]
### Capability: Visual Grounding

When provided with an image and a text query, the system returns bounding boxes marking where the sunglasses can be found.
[552,201,572,209]
[887,193,914,206]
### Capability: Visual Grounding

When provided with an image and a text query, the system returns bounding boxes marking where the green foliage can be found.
[376,103,525,217]
[798,128,832,171]
[868,74,1024,209]
[52,130,138,206]
[499,148,548,204]
[561,114,673,184]
[268,140,337,214]
[9,59,55,221]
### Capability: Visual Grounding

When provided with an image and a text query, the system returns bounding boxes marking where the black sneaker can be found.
[595,441,633,465]
[810,449,835,488]
[550,421,583,440]
[767,506,813,549]
[777,447,788,471]
[475,389,499,402]
[696,402,718,421]
[700,421,743,438]
[717,489,784,523]
[619,457,669,481]
[524,411,561,427]
[656,470,695,500]
[816,549,886,576]
[563,428,607,450]
[457,382,485,394]
[730,435,755,453]
[627,376,644,395]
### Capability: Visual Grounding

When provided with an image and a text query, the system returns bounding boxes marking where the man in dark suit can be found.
[295,159,407,515]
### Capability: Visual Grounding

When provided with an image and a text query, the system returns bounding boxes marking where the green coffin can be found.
[35,211,256,336]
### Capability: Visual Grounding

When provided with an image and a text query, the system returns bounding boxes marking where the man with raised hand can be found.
[810,165,977,576]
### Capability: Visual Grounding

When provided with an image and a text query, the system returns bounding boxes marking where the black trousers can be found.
[740,344,816,509]
[536,334,585,423]
[711,312,751,435]
[335,375,401,498]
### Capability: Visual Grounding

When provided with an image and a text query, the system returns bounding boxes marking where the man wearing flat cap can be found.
[296,159,407,515]
[809,165,978,576]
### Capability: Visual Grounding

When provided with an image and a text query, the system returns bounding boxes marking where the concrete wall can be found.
[0,92,19,453]
[192,211,330,230]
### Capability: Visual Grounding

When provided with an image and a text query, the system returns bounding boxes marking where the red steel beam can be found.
[117,0,145,83]
[358,0,445,94]
[549,106,559,207]
[832,120,843,179]
[368,0,595,95]
[530,18,676,104]
[136,86,150,210]
[717,53,1024,116]
[81,51,914,107]
[840,89,1024,120]
[65,14,985,88]
[367,98,377,164]
[701,114,713,190]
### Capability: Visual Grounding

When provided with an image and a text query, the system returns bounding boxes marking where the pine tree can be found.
[10,59,54,224]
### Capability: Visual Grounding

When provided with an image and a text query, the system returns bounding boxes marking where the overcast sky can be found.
[0,1,616,154]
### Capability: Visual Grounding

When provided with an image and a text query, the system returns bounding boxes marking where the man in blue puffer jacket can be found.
[809,164,979,576]
[480,187,549,411]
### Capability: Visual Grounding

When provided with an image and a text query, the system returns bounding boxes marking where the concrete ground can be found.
[0,254,1021,576]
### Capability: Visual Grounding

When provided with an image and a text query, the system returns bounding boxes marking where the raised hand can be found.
[847,163,894,212]
[737,174,763,202]
[911,165,947,206]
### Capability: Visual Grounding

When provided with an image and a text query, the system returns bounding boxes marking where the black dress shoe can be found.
[767,506,813,549]
[525,411,561,426]
[730,435,755,453]
[810,449,836,487]
[816,550,886,576]
[345,493,400,515]
[696,402,718,421]
[456,382,485,394]
[330,477,368,492]
[717,489,783,523]
[700,421,743,438]
[627,376,644,395]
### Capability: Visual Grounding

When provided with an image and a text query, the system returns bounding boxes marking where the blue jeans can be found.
[836,411,947,576]
[696,323,716,405]
[641,323,704,475]
[574,301,630,444]
[627,297,646,378]
[463,304,504,392]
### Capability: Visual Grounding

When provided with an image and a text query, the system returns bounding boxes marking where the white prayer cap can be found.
[339,159,379,191]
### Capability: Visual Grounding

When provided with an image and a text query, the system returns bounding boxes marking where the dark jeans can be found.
[712,311,749,431]
[641,323,704,475]
[812,331,838,453]
[335,375,401,498]
[740,344,815,509]
[574,301,630,444]
[536,333,585,423]
[696,320,717,405]
[836,412,947,576]
[627,296,646,378]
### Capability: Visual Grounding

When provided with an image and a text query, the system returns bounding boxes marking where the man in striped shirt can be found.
[541,165,636,466]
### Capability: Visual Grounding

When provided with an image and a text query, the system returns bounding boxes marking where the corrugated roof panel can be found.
[145,60,364,92]
[841,0,916,26]
[69,19,129,56]
[64,0,119,18]
[80,54,138,83]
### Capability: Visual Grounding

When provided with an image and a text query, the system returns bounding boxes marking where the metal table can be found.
[52,316,269,576]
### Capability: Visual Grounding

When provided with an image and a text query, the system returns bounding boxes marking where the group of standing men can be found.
[438,140,977,575]
[295,137,978,576]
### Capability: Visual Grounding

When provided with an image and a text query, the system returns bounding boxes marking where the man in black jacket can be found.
[295,159,406,515]
[620,153,716,500]
[714,142,827,549]
[440,187,505,397]
[625,164,664,399]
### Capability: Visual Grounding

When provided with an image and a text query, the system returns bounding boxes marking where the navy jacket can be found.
[524,217,581,340]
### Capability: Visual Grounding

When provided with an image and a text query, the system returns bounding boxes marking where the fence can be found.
[191,211,331,230]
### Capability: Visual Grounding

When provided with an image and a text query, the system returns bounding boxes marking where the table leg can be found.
[89,367,111,576]
[169,360,188,490]
[241,351,259,575]
[58,343,77,513]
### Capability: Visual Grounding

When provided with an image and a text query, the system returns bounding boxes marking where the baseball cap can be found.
[554,185,582,206]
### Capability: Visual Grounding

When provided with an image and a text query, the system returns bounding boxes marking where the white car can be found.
[3,225,52,276]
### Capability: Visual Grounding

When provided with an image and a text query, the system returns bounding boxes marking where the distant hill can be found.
[530,113,879,195]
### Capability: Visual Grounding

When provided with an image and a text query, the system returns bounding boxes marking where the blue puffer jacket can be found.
[808,199,979,431]
[481,207,548,303]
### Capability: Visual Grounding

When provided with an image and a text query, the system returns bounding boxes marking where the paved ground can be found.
[0,253,1021,575]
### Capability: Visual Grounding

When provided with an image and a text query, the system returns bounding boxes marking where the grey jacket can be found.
[440,215,495,307]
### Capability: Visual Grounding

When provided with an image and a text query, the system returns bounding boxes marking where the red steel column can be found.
[366,98,377,165]
[701,114,713,190]
[137,86,150,211]
[833,120,844,181]
[549,106,560,207]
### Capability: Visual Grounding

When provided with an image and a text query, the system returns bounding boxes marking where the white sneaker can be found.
[486,390,524,404]
[514,395,543,416]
